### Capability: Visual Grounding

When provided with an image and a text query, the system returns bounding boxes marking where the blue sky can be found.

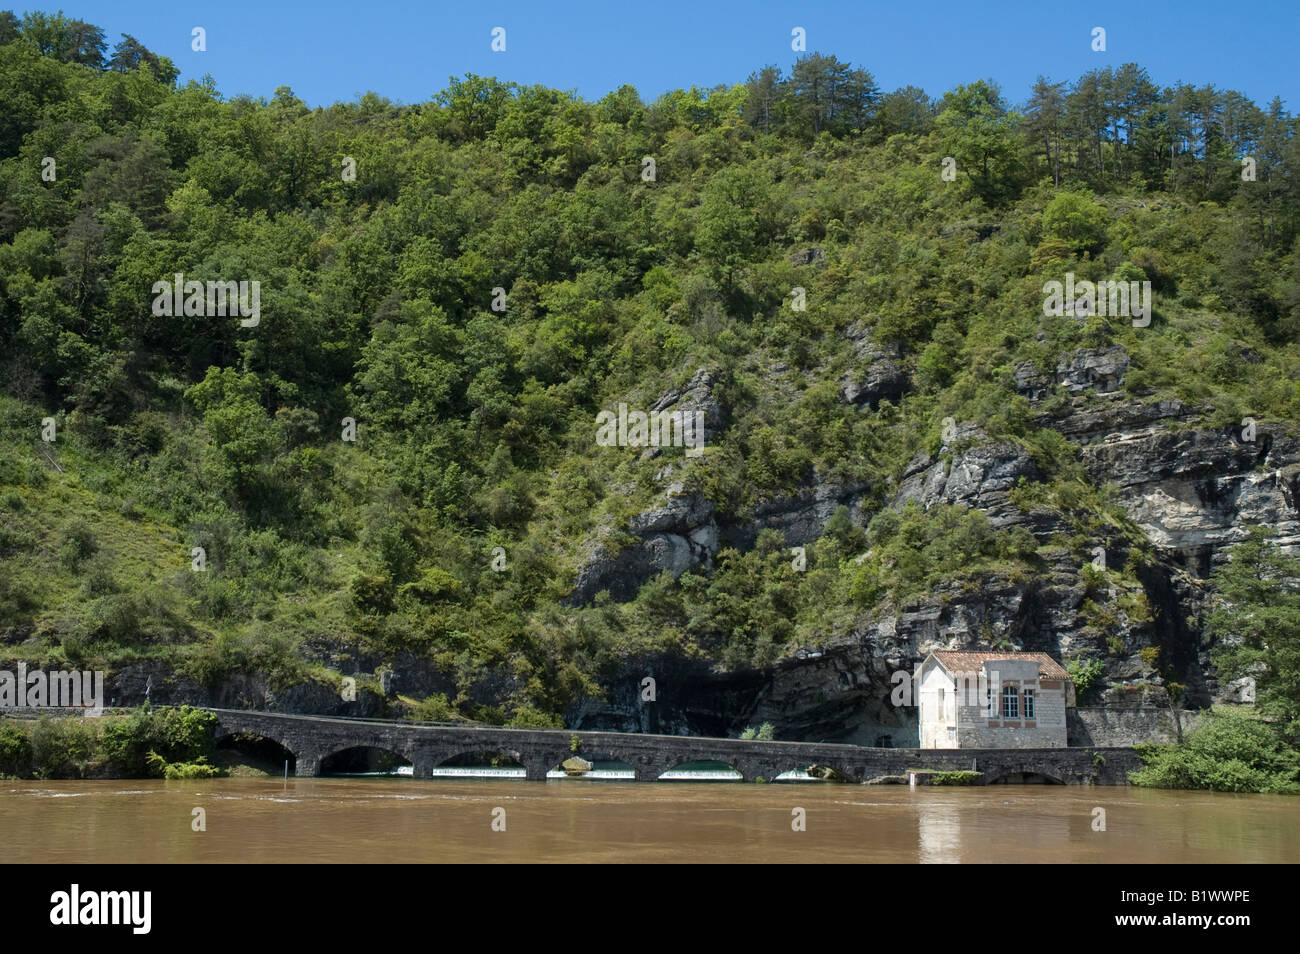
[46,0,1300,110]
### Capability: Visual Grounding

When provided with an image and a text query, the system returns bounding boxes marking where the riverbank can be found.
[0,705,223,780]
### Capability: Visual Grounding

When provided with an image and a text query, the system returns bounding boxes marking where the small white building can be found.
[917,650,1074,749]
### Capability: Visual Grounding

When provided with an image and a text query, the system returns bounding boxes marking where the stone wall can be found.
[957,703,1069,748]
[1068,706,1204,746]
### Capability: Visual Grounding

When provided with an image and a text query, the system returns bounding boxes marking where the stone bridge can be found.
[209,709,1143,784]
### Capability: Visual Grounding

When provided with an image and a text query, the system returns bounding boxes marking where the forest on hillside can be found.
[1,11,1298,737]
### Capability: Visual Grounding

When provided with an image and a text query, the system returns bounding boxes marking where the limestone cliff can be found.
[558,343,1298,744]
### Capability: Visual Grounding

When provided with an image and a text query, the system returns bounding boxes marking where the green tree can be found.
[19,11,105,68]
[1208,528,1300,736]
[1024,76,1066,185]
[696,166,775,286]
[785,53,876,140]
[184,367,276,500]
[875,85,934,138]
[1041,190,1108,254]
[743,65,784,134]
[107,33,178,83]
[935,79,1023,202]
[0,12,19,46]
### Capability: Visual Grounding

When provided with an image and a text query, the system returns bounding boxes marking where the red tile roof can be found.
[929,650,1072,681]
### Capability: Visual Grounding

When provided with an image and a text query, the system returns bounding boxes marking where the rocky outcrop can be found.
[894,423,1042,528]
[566,483,719,605]
[839,321,908,410]
[1015,345,1130,400]
[1037,396,1300,570]
[645,365,726,453]
[568,356,881,604]
[1036,396,1200,441]
[1083,427,1299,557]
[720,474,871,551]
[566,468,875,605]
[1030,390,1300,570]
[567,366,732,603]
[789,246,826,267]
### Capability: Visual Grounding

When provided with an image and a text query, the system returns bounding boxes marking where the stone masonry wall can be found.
[1068,706,1204,746]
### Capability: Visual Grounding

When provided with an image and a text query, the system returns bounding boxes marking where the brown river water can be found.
[3,778,1298,863]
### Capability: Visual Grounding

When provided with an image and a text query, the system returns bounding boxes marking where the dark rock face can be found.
[104,663,386,717]
[895,425,1042,528]
[1015,346,1129,400]
[1036,396,1200,439]
[839,321,909,410]
[789,246,826,267]
[101,644,509,719]
[649,365,726,439]
[720,475,872,551]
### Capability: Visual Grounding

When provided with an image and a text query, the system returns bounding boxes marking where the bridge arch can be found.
[545,752,637,779]
[431,749,532,780]
[985,770,1064,785]
[657,757,745,781]
[780,762,859,783]
[213,729,298,774]
[320,745,413,776]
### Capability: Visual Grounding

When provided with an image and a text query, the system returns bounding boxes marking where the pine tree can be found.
[1025,76,1066,185]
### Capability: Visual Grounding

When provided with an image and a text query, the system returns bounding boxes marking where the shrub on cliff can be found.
[1066,657,1106,703]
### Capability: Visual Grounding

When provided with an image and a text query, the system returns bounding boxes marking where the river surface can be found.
[2,778,1297,863]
